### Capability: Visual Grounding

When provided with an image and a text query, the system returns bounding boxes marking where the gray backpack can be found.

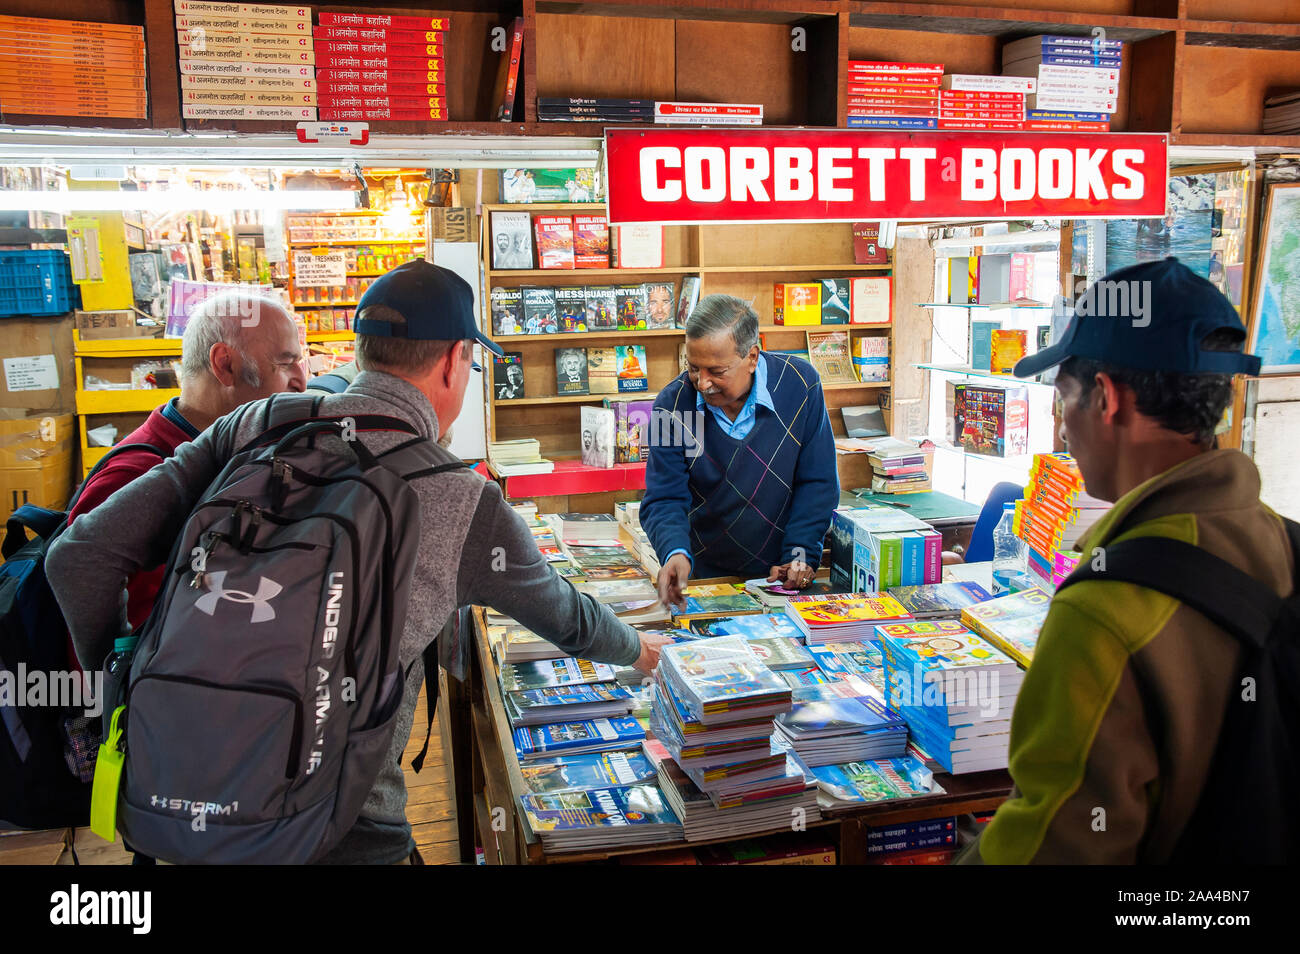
[113,393,460,864]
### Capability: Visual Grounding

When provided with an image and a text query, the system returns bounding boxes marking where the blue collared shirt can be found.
[160,397,200,439]
[668,356,774,569]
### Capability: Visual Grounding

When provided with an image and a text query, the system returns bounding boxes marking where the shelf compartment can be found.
[491,329,685,344]
[494,392,659,406]
[76,388,180,416]
[847,3,1176,42]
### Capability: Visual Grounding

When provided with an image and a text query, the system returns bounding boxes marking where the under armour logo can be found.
[194,571,282,623]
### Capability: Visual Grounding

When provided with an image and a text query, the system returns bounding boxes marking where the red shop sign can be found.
[605,127,1169,224]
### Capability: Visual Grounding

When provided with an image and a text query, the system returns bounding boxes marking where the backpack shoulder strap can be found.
[235,391,419,455]
[376,436,471,482]
[1056,528,1295,651]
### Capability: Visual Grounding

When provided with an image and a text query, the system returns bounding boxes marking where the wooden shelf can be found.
[824,380,891,389]
[846,2,1176,41]
[760,323,891,332]
[493,391,659,407]
[701,263,891,273]
[307,332,355,343]
[491,329,685,344]
[74,336,179,356]
[486,267,694,278]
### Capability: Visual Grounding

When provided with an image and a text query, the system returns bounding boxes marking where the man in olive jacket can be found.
[959,258,1287,864]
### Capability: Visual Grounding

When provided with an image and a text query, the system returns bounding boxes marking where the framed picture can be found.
[1249,181,1300,374]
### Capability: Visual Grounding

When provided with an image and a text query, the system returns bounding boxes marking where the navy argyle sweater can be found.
[641,352,839,578]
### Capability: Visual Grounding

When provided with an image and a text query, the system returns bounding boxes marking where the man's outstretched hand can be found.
[767,560,814,589]
[633,630,677,675]
[656,553,692,613]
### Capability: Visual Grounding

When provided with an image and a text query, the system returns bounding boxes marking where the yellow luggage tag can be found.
[90,705,127,843]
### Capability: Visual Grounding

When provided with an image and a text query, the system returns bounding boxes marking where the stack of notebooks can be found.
[1014,452,1110,587]
[846,59,942,130]
[773,691,908,766]
[312,11,451,121]
[810,749,941,808]
[175,1,316,122]
[960,585,1052,669]
[866,436,931,494]
[487,438,553,476]
[877,620,1023,774]
[0,14,147,120]
[887,581,993,620]
[1001,34,1122,131]
[1264,89,1300,135]
[785,592,913,645]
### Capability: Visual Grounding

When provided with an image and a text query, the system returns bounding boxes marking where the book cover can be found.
[820,279,851,324]
[948,381,1030,457]
[493,351,525,400]
[615,345,649,393]
[970,319,998,372]
[676,275,701,328]
[615,284,647,331]
[500,657,618,692]
[774,282,821,325]
[518,749,658,794]
[555,347,590,395]
[584,285,618,331]
[491,15,523,121]
[660,636,791,719]
[573,214,610,268]
[841,404,888,439]
[644,281,677,330]
[852,335,890,383]
[677,585,765,620]
[491,210,533,269]
[580,405,615,468]
[512,717,645,760]
[610,397,654,463]
[534,215,576,269]
[806,330,857,384]
[747,637,817,671]
[850,276,891,324]
[587,347,618,394]
[521,285,557,334]
[490,285,523,336]
[786,593,912,627]
[614,224,663,268]
[852,222,889,264]
[960,585,1051,668]
[875,620,1021,676]
[556,285,588,332]
[990,329,1027,375]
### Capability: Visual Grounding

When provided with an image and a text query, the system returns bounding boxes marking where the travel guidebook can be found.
[518,784,683,851]
[512,716,646,760]
[659,635,793,723]
[499,657,618,692]
[518,749,659,795]
[675,583,765,620]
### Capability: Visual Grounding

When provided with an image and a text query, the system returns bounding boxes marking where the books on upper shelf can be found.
[490,286,523,336]
[580,405,615,468]
[556,286,587,332]
[888,581,994,620]
[518,749,658,794]
[658,635,793,725]
[497,169,599,204]
[518,784,682,852]
[505,683,634,727]
[1263,88,1300,134]
[851,276,892,324]
[852,335,890,383]
[676,276,701,328]
[785,592,913,644]
[675,584,766,622]
[820,279,850,324]
[615,344,649,392]
[584,287,618,331]
[501,657,619,693]
[806,329,857,384]
[490,15,523,121]
[990,329,1028,375]
[615,284,648,331]
[643,280,676,330]
[877,619,1023,773]
[654,101,763,125]
[512,716,645,761]
[960,585,1051,668]
[587,347,618,394]
[774,283,821,325]
[521,285,558,334]
[490,211,534,269]
[852,222,890,265]
[493,351,525,399]
[534,215,576,269]
[555,346,589,396]
[573,213,610,267]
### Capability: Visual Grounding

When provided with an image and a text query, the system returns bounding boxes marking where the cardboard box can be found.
[0,411,76,511]
[74,308,161,340]
[0,313,76,411]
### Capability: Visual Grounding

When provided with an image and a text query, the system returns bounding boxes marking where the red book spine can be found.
[315,54,445,71]
[847,95,938,108]
[497,16,523,121]
[316,40,445,58]
[939,108,1026,119]
[847,107,939,118]
[317,94,448,109]
[1023,120,1110,131]
[318,107,449,120]
[312,26,447,42]
[939,91,1027,104]
[316,80,448,96]
[316,68,446,83]
[846,74,941,87]
[936,119,1026,130]
[317,13,451,31]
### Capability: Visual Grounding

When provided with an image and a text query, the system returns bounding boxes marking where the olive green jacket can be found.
[959,449,1292,864]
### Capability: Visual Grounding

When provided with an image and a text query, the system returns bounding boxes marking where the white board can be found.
[1254,398,1300,520]
[429,242,488,462]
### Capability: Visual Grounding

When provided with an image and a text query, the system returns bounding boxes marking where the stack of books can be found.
[888,581,994,620]
[773,692,908,766]
[538,97,654,122]
[0,14,147,120]
[865,816,959,864]
[501,655,648,755]
[935,72,1029,131]
[829,506,944,592]
[846,59,942,129]
[1264,89,1300,135]
[558,512,620,545]
[487,438,553,476]
[673,584,765,623]
[1014,452,1110,585]
[810,749,941,808]
[313,11,449,121]
[1002,34,1122,131]
[877,620,1023,774]
[866,436,931,494]
[518,783,683,853]
[686,611,805,641]
[785,593,913,645]
[175,1,316,122]
[513,714,645,761]
[518,749,659,796]
[960,585,1052,669]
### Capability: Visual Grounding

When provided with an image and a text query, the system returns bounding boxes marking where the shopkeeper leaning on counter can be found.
[641,294,840,608]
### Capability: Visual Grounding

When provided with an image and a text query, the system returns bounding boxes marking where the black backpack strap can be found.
[409,634,443,774]
[1057,530,1294,650]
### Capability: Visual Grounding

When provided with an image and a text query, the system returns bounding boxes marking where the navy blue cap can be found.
[355,260,503,369]
[1015,257,1261,379]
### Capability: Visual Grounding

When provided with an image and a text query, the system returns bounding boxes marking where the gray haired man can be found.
[49,261,671,864]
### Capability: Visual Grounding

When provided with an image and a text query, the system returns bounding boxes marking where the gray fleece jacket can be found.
[47,370,641,864]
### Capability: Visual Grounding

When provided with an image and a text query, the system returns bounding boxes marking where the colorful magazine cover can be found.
[660,635,791,718]
[519,749,657,794]
[687,612,804,641]
[787,593,912,627]
[512,716,645,760]
[960,585,1051,668]
[519,783,680,834]
[500,657,618,692]
[888,581,994,617]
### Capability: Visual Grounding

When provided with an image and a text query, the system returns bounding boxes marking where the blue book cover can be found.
[780,668,833,689]
[660,636,790,719]
[509,684,632,711]
[846,116,938,129]
[899,531,924,587]
[519,784,681,834]
[970,319,997,372]
[1029,35,1123,51]
[1025,109,1109,122]
[689,612,803,641]
[777,696,905,737]
[512,716,645,760]
[1031,52,1122,68]
[519,749,658,794]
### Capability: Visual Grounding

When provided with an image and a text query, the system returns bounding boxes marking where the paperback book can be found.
[534,214,576,269]
[512,716,645,761]
[555,347,590,395]
[521,285,558,334]
[587,347,618,394]
[580,405,615,468]
[556,285,588,332]
[493,351,525,400]
[616,284,648,330]
[490,210,533,269]
[615,345,649,392]
[500,657,618,693]
[584,286,618,331]
[644,281,677,329]
[518,784,682,852]
[490,286,523,336]
[518,749,659,794]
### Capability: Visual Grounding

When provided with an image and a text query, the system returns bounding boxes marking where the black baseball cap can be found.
[1015,257,1261,378]
[355,260,504,370]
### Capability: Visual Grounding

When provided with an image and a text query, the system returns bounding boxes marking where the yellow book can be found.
[774,283,821,325]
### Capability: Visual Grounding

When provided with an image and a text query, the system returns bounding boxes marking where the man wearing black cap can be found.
[959,257,1293,864]
[50,260,672,865]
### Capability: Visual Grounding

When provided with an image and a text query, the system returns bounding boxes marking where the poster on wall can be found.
[1104,173,1214,278]
[1250,182,1300,374]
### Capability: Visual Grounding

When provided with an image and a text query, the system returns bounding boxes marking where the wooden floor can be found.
[0,683,462,865]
